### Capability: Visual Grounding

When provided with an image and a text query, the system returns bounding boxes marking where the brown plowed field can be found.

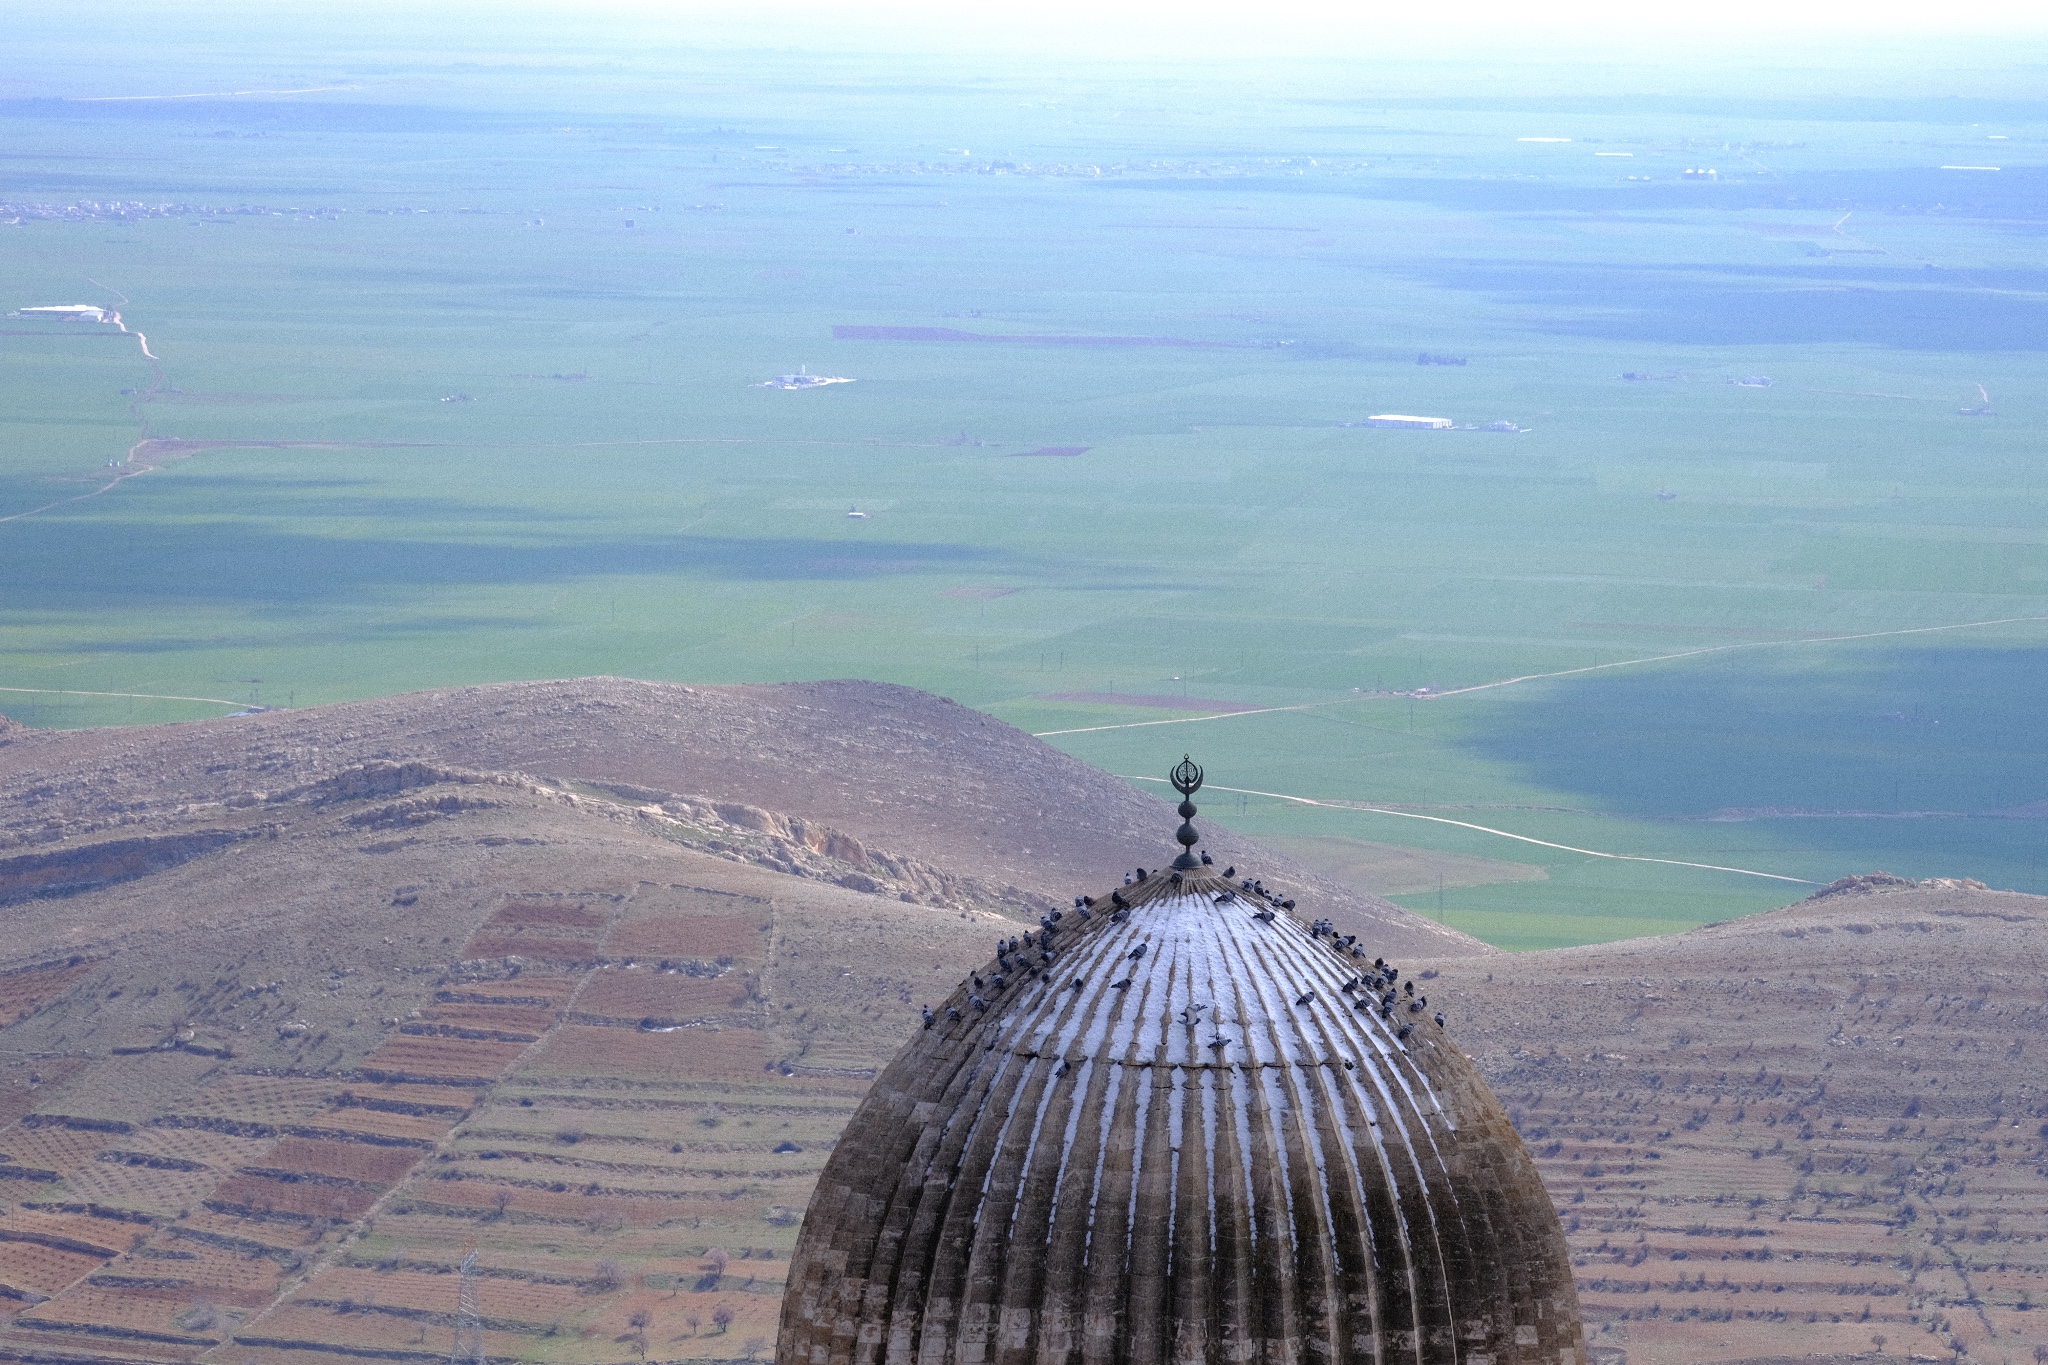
[522,1025,770,1082]
[295,1109,455,1145]
[3,1124,119,1176]
[287,1264,582,1324]
[336,1081,487,1114]
[0,1208,131,1255]
[491,903,608,931]
[261,1137,423,1186]
[436,974,584,1007]
[0,962,97,1027]
[574,971,749,1018]
[0,1239,109,1299]
[15,1284,208,1333]
[414,1002,557,1034]
[605,914,770,961]
[464,935,600,963]
[132,1244,291,1305]
[243,1302,451,1351]
[207,1174,381,1223]
[356,1035,530,1081]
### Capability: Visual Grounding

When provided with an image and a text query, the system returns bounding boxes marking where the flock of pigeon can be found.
[920,863,1447,1055]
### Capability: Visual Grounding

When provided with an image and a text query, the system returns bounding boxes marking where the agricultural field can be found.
[2,20,2046,946]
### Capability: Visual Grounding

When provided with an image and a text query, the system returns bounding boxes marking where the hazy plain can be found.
[3,25,2045,944]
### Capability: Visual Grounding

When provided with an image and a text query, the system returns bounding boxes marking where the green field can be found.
[3,35,2046,946]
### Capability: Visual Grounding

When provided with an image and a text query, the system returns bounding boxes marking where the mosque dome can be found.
[779,760,1582,1365]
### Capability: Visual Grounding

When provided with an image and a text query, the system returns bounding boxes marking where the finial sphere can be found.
[1170,755,1204,796]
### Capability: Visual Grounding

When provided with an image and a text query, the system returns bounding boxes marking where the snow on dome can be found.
[778,773,1582,1365]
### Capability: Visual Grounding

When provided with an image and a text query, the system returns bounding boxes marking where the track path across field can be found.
[1034,614,2048,738]
[1125,775,1818,884]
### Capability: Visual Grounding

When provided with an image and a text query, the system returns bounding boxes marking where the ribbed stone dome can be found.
[780,860,1582,1365]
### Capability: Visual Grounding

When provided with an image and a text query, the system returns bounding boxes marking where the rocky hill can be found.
[0,681,2039,1365]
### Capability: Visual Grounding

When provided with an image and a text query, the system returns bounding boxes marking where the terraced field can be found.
[1,683,2043,1365]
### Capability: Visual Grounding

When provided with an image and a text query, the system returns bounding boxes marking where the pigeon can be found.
[970,994,987,1011]
[1408,1000,1423,1013]
[1397,1025,1413,1040]
[1110,978,1132,990]
[1254,908,1276,924]
[1129,943,1148,961]
[1206,1035,1231,1053]
[1434,1012,1446,1027]
[1281,899,1296,910]
[1405,980,1415,997]
[922,1006,935,1029]
[991,974,1007,989]
[946,1007,962,1021]
[1200,851,1213,865]
[1069,977,1084,991]
[1294,990,1316,1007]
[1222,866,1235,878]
[973,974,984,989]
[1169,871,1183,886]
[1055,1059,1071,1078]
[1111,890,1127,909]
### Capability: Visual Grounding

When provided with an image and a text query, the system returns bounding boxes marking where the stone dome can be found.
[779,792,1582,1365]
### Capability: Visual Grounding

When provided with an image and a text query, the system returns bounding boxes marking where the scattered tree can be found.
[711,1303,735,1335]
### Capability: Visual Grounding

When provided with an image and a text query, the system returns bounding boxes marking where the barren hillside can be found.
[0,677,1461,957]
[1417,880,2048,1365]
[0,684,2040,1365]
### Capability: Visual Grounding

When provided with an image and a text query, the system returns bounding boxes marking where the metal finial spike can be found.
[1170,755,1203,870]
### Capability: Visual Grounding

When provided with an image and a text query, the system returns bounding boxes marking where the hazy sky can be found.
[11,0,2047,105]
[31,0,2048,59]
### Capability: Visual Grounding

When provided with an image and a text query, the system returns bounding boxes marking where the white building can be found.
[8,305,111,323]
[1365,413,1453,429]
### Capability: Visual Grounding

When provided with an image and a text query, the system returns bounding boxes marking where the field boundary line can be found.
[1127,776,1817,885]
[1032,700,1344,737]
[1423,614,2048,699]
[1035,614,2048,738]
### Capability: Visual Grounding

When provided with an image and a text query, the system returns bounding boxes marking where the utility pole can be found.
[452,1243,484,1365]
